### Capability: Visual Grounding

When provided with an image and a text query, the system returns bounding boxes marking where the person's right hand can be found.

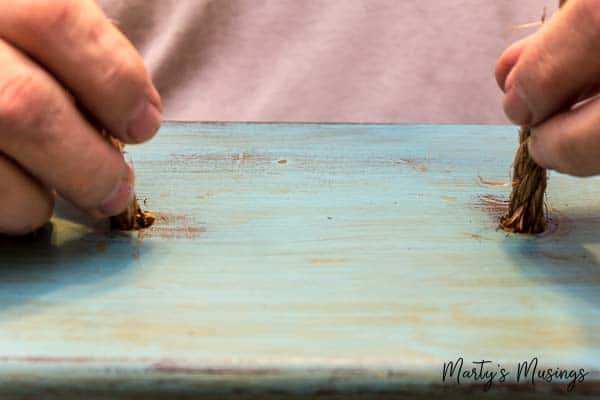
[0,0,162,235]
[495,0,600,177]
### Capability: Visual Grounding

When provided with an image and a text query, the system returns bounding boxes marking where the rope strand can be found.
[499,0,566,234]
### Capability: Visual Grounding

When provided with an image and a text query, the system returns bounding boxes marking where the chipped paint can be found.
[142,212,207,239]
[477,176,511,188]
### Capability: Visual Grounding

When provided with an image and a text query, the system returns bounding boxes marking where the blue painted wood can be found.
[0,122,599,398]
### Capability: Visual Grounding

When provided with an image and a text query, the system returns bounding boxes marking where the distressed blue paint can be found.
[0,123,598,397]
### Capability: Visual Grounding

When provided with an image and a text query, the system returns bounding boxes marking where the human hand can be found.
[0,0,161,235]
[496,0,600,177]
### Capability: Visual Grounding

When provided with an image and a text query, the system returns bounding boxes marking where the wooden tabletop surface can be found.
[0,122,598,399]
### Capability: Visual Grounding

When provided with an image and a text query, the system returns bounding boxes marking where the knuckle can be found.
[0,69,50,132]
[12,0,77,38]
[43,0,78,36]
[85,17,108,46]
[0,68,65,155]
[44,0,78,32]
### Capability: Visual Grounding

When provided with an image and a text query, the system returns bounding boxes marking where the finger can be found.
[0,154,54,235]
[495,34,536,92]
[528,95,600,177]
[503,0,600,126]
[0,0,161,144]
[0,38,134,218]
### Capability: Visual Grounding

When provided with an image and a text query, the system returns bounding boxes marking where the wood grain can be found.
[0,123,599,398]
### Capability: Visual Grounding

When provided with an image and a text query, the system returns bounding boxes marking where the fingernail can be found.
[149,85,162,112]
[127,100,162,143]
[98,166,134,217]
[504,82,533,126]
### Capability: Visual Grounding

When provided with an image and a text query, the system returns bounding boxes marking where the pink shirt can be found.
[98,0,550,123]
